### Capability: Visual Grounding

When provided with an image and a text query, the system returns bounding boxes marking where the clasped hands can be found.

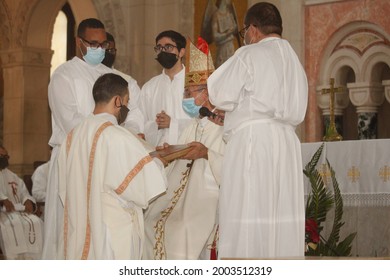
[156,111,171,129]
[0,198,35,214]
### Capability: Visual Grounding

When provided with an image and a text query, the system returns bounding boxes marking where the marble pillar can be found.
[348,82,385,140]
[0,47,52,175]
[384,80,390,104]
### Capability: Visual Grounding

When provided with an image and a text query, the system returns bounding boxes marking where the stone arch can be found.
[336,65,356,85]
[26,0,98,49]
[361,45,390,83]
[324,49,359,84]
[0,0,98,175]
[317,20,390,140]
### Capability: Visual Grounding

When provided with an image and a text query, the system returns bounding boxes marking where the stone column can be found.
[0,47,52,176]
[384,80,390,104]
[348,82,385,140]
[316,85,349,139]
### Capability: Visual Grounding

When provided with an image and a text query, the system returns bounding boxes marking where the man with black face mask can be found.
[140,30,192,146]
[102,32,145,139]
[55,73,166,259]
[0,146,43,259]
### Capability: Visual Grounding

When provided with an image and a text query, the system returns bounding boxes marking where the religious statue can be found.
[201,0,240,68]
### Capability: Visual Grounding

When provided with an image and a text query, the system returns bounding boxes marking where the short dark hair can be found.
[155,30,186,51]
[106,32,115,43]
[77,18,105,38]
[93,73,128,104]
[244,2,283,36]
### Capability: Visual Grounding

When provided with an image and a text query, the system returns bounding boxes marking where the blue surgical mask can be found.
[83,47,105,66]
[182,97,202,118]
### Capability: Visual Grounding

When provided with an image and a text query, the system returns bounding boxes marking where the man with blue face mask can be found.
[44,18,144,260]
[143,37,225,260]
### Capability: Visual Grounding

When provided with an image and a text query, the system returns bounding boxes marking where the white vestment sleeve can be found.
[103,128,166,209]
[207,149,224,186]
[31,163,49,203]
[139,85,160,146]
[0,173,7,200]
[166,117,193,145]
[143,121,161,146]
[123,79,145,134]
[17,176,36,205]
[57,142,68,207]
[207,54,252,112]
[48,73,85,135]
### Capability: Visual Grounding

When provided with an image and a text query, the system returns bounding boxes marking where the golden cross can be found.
[321,78,343,141]
[348,166,360,183]
[379,165,390,182]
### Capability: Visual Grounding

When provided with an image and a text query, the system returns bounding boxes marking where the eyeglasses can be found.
[239,25,250,39]
[184,87,206,99]
[106,48,117,54]
[154,44,178,53]
[79,37,110,50]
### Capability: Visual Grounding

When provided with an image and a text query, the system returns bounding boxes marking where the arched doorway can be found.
[0,0,97,175]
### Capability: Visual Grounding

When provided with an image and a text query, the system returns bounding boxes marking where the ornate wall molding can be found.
[93,0,129,74]
[0,47,53,68]
[333,30,389,56]
[348,82,385,112]
[305,0,353,6]
[0,0,12,49]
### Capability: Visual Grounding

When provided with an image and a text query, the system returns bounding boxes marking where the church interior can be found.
[0,0,389,259]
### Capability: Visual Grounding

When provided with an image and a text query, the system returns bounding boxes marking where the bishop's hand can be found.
[181,142,208,160]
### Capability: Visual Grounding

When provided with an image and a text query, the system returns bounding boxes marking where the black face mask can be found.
[102,53,115,68]
[0,157,9,169]
[156,52,178,69]
[118,105,130,125]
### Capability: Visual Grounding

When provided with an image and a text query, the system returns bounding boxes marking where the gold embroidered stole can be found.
[153,161,194,260]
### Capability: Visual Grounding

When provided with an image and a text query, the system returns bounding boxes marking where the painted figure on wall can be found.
[201,0,240,68]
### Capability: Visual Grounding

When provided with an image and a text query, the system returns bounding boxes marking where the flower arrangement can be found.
[304,143,356,256]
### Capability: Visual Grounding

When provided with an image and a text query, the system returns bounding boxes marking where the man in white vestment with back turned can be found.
[56,73,166,260]
[143,37,225,260]
[208,2,308,259]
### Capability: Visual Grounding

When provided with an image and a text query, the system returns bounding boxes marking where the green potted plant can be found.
[304,143,356,256]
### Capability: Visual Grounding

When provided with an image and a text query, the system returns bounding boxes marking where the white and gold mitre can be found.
[185,36,215,88]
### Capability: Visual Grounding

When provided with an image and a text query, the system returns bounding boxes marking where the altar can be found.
[301,139,390,257]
